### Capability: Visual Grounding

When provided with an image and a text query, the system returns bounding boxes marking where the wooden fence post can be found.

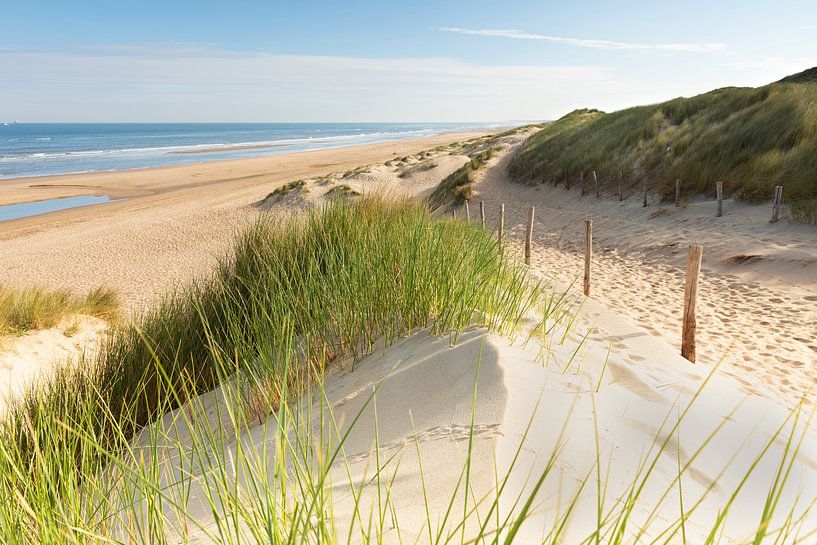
[452,208,457,219]
[580,171,585,196]
[584,220,593,296]
[593,171,600,198]
[675,179,681,208]
[480,201,485,228]
[566,172,570,191]
[716,181,723,217]
[682,245,703,363]
[642,177,648,207]
[525,206,535,265]
[618,171,623,202]
[498,203,505,241]
[771,186,783,223]
[465,200,471,222]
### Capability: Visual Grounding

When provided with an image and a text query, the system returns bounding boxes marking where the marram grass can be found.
[0,195,542,543]
[508,71,817,220]
[0,284,119,336]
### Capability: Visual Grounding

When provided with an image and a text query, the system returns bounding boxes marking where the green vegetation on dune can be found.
[429,147,499,208]
[0,197,539,543]
[0,197,813,543]
[0,285,119,335]
[508,69,817,221]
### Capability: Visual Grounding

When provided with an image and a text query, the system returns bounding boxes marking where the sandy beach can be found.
[3,127,816,406]
[2,127,816,543]
[0,131,489,308]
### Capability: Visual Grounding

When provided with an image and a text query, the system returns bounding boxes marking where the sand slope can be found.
[121,311,817,544]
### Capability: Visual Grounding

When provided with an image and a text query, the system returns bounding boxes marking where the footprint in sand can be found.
[627,354,646,362]
[804,295,817,302]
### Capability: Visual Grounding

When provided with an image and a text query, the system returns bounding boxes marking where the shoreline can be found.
[0,129,495,210]
[0,129,495,308]
[0,125,512,184]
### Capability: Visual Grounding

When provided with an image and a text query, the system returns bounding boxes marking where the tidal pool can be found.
[0,195,112,222]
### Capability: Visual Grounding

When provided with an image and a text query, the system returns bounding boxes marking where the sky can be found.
[1,0,816,122]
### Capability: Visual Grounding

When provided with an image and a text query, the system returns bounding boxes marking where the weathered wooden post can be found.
[642,177,648,207]
[675,179,681,208]
[498,203,505,241]
[771,186,783,223]
[618,171,623,202]
[682,245,703,363]
[716,181,723,217]
[452,208,457,219]
[566,172,570,191]
[525,206,535,265]
[580,171,585,196]
[479,200,485,228]
[593,170,600,198]
[465,200,471,222]
[584,220,593,296]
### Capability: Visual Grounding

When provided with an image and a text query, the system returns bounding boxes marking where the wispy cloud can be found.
[0,44,758,122]
[800,24,817,30]
[0,46,625,121]
[439,28,729,54]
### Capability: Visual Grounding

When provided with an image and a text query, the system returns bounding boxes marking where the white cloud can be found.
[0,44,767,122]
[0,46,651,122]
[439,28,729,54]
[724,57,817,84]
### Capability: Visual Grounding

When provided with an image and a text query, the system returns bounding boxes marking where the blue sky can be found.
[2,0,816,122]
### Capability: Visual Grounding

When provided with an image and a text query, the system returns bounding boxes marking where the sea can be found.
[0,122,501,179]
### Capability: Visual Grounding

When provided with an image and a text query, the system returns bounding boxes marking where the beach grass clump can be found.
[397,159,437,178]
[0,285,119,335]
[429,147,499,208]
[324,183,361,198]
[262,179,307,201]
[341,165,370,179]
[0,196,539,534]
[508,69,817,218]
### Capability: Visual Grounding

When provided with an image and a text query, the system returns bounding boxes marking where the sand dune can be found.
[122,311,817,544]
[2,129,816,542]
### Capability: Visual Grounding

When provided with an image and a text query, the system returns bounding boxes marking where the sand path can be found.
[469,136,817,406]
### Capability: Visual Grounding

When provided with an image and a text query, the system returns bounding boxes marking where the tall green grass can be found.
[0,197,539,530]
[0,285,119,335]
[508,73,817,217]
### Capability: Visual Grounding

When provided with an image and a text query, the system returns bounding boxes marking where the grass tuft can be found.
[0,285,120,336]
[429,147,499,208]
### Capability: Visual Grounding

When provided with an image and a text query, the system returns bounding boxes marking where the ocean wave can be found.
[2,128,444,162]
